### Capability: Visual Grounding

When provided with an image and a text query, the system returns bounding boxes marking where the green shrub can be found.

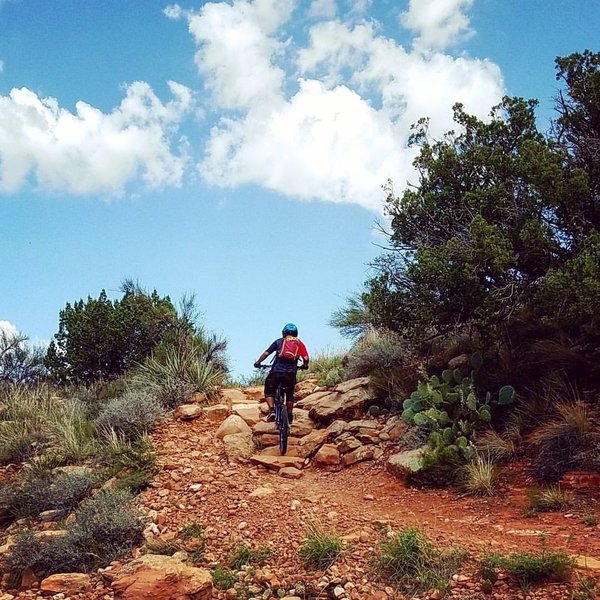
[228,543,272,569]
[476,429,519,462]
[374,528,466,593]
[345,329,418,403]
[528,400,598,481]
[113,469,153,494]
[526,486,575,514]
[298,350,346,387]
[95,390,164,441]
[99,431,156,476]
[0,469,96,521]
[299,525,342,570]
[212,566,236,590]
[130,345,224,408]
[460,454,499,496]
[580,513,598,527]
[47,400,97,462]
[6,490,143,576]
[0,385,58,463]
[482,549,574,585]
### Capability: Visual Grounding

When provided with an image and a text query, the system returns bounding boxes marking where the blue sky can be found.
[1,0,598,376]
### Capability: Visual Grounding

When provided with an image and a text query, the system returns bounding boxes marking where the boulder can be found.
[220,389,249,407]
[222,432,255,462]
[232,404,261,426]
[336,435,362,454]
[250,455,305,471]
[258,433,300,447]
[295,390,333,410]
[387,448,426,477]
[294,378,319,400]
[40,573,91,595]
[215,415,251,439]
[175,404,203,420]
[314,444,341,466]
[278,467,304,479]
[259,446,300,458]
[297,429,329,459]
[244,386,263,401]
[309,379,376,424]
[111,554,212,600]
[342,445,380,466]
[202,404,229,422]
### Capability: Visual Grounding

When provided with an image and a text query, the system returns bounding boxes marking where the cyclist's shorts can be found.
[264,371,297,401]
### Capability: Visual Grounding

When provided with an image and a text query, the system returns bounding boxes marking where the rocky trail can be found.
[3,380,600,599]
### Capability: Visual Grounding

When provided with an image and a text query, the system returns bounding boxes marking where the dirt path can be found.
[134,389,600,600]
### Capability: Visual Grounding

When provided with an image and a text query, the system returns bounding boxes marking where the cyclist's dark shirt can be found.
[265,337,308,373]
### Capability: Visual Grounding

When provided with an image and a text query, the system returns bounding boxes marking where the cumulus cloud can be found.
[401,0,475,50]
[0,81,193,195]
[184,0,504,212]
[308,0,337,20]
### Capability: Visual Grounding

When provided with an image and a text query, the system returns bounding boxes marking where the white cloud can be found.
[401,0,475,50]
[347,0,372,15]
[186,0,504,212]
[308,0,337,20]
[0,81,193,195]
[0,320,19,338]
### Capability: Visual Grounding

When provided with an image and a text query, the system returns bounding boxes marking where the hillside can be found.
[2,381,598,600]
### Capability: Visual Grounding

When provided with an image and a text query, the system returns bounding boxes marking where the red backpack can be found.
[279,336,301,362]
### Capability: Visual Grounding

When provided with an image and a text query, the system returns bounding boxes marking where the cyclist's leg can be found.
[263,372,276,421]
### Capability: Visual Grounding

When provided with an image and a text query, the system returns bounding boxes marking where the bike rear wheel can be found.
[275,385,289,455]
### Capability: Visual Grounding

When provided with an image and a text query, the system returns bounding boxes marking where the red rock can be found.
[314,444,341,466]
[40,573,91,595]
[560,471,600,490]
[249,455,304,470]
[111,554,212,599]
[175,404,203,420]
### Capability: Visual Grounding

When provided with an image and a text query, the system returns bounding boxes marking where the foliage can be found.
[374,528,466,593]
[0,330,46,384]
[297,349,346,387]
[402,369,515,470]
[528,399,599,481]
[99,432,157,477]
[333,52,600,441]
[0,385,64,463]
[45,283,180,385]
[345,328,419,404]
[299,523,343,570]
[460,454,499,496]
[212,567,237,590]
[526,487,575,515]
[129,344,225,408]
[482,548,575,585]
[580,513,598,527]
[6,490,143,576]
[0,469,96,521]
[228,543,272,570]
[476,429,519,462]
[95,390,164,441]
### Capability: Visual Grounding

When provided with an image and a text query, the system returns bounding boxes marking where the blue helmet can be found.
[282,322,298,337]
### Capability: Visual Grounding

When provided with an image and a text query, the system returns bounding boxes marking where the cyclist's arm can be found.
[254,340,279,367]
[254,350,270,366]
[298,341,309,369]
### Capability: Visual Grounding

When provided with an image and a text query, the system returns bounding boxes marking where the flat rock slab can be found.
[220,389,251,406]
[111,554,212,600]
[175,404,203,420]
[250,455,305,471]
[232,404,261,426]
[40,573,92,595]
[279,467,303,479]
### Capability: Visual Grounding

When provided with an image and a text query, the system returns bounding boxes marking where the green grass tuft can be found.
[299,524,343,570]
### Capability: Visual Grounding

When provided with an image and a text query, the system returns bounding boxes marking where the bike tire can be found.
[279,403,289,455]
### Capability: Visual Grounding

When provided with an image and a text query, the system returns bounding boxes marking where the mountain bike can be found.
[256,364,306,455]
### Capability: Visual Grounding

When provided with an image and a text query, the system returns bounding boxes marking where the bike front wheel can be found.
[279,403,289,455]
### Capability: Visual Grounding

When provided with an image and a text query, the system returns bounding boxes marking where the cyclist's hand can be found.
[301,364,309,370]
[254,362,262,369]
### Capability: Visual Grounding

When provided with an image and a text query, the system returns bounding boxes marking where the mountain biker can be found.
[254,323,309,424]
